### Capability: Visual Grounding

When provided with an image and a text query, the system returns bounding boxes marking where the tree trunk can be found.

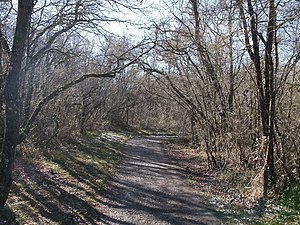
[190,112,199,145]
[0,0,34,207]
[228,1,235,112]
[0,24,10,111]
[238,0,277,197]
[263,0,277,196]
[80,96,87,135]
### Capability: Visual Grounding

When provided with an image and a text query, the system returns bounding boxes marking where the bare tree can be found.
[0,0,34,207]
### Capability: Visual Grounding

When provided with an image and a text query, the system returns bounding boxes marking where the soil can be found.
[97,136,231,224]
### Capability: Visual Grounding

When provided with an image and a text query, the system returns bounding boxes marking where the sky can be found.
[0,0,174,49]
[103,0,171,39]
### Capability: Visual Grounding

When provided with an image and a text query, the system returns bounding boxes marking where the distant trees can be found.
[136,0,300,198]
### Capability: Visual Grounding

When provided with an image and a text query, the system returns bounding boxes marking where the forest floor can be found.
[1,133,264,224]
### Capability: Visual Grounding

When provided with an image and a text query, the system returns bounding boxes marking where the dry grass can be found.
[1,132,128,224]
[164,139,267,224]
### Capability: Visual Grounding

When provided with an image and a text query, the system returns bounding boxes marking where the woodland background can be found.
[0,0,299,211]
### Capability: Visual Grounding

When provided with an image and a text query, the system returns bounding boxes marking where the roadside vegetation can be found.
[166,137,300,224]
[257,185,300,225]
[0,132,128,224]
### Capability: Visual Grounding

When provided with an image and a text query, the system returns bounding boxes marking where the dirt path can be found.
[98,136,229,225]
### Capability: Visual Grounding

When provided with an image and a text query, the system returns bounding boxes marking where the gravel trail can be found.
[99,136,228,225]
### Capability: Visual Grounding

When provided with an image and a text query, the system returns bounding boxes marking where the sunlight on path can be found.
[98,136,229,225]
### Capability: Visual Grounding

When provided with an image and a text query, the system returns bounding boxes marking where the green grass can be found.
[258,184,300,225]
[1,132,128,224]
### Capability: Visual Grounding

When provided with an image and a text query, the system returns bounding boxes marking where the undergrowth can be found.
[258,184,300,225]
[167,136,300,224]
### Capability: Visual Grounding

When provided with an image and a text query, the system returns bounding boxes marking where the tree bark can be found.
[0,0,34,207]
[238,0,277,196]
[263,0,277,196]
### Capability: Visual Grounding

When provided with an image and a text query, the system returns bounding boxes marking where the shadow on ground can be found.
[98,136,230,225]
[2,135,233,224]
[2,134,129,224]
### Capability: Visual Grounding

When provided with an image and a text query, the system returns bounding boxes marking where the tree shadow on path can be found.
[99,136,230,225]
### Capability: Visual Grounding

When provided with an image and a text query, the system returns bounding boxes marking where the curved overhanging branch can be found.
[19,37,157,143]
[19,72,115,143]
